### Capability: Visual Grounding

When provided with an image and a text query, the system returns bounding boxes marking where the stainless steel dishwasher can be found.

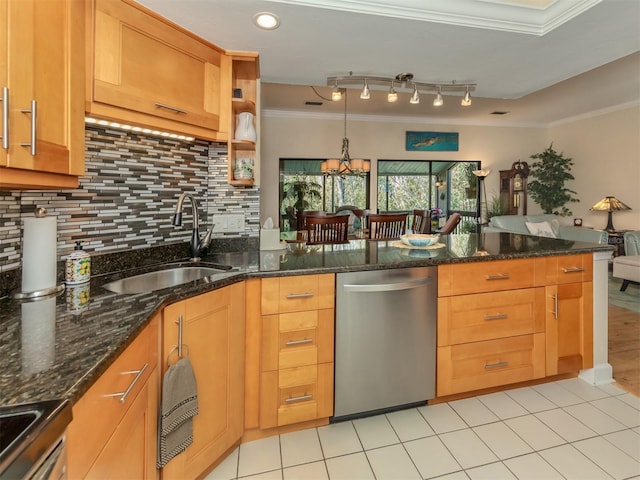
[334,266,436,420]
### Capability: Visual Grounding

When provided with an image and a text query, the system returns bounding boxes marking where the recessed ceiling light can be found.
[253,12,280,30]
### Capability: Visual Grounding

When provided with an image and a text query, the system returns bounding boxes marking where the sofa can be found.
[613,231,640,291]
[484,214,609,244]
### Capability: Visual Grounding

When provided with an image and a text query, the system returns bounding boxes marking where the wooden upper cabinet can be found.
[86,0,227,141]
[0,0,85,189]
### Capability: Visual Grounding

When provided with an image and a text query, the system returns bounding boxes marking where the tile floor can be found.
[205,379,640,480]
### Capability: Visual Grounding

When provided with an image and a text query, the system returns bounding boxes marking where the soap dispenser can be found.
[65,241,91,284]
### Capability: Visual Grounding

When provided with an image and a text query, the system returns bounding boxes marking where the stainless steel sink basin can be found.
[102,266,230,294]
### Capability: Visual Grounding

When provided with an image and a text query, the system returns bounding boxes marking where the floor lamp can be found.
[473,169,491,225]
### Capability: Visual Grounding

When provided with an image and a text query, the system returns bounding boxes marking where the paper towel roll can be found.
[22,216,57,293]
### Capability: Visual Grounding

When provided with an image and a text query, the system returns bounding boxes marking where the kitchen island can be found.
[0,232,613,407]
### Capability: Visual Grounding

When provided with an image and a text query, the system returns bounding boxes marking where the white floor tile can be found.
[449,397,500,427]
[325,452,374,480]
[439,429,499,469]
[317,422,362,459]
[353,414,400,450]
[619,393,640,410]
[535,408,598,442]
[205,446,238,480]
[472,422,533,459]
[572,436,640,480]
[404,435,462,479]
[505,387,557,413]
[503,453,564,480]
[239,468,283,480]
[238,436,282,478]
[418,402,467,433]
[365,444,421,480]
[280,428,324,468]
[532,382,585,407]
[604,429,640,459]
[599,382,629,396]
[465,462,516,480]
[539,444,613,480]
[591,396,640,428]
[435,472,471,480]
[564,402,627,435]
[555,377,611,401]
[283,461,328,480]
[503,415,565,451]
[386,407,435,442]
[477,391,529,420]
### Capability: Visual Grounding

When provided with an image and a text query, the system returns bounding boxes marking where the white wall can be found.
[548,105,640,231]
[259,113,547,223]
[259,105,640,231]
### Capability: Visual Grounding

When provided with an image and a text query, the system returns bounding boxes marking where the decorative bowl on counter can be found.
[400,233,440,247]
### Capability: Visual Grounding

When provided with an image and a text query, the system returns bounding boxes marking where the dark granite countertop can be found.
[0,233,612,408]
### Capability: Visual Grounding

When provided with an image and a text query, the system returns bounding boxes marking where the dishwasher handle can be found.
[343,276,433,293]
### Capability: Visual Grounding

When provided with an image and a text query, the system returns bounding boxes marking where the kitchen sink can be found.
[0,399,71,479]
[102,264,232,294]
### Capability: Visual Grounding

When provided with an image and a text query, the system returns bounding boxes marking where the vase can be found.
[234,112,257,142]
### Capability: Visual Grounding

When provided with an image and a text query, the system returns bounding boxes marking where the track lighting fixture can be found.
[461,86,472,106]
[331,81,343,101]
[327,72,476,107]
[409,84,420,104]
[433,88,443,107]
[360,80,370,100]
[387,81,398,103]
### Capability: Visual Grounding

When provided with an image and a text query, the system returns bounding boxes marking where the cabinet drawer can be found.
[68,315,158,479]
[438,288,545,346]
[438,259,536,296]
[260,363,334,428]
[262,274,335,314]
[543,254,593,285]
[437,333,545,396]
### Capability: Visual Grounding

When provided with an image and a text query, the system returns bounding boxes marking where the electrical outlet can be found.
[212,214,244,233]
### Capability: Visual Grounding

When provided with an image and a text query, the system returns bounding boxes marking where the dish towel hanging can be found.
[157,356,199,468]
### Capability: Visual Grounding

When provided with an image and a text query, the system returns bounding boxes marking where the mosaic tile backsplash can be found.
[0,126,260,272]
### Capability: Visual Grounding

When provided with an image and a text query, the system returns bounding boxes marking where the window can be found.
[279,159,369,231]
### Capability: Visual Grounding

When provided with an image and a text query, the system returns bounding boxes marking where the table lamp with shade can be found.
[590,196,631,232]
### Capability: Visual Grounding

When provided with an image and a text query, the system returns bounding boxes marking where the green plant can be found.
[528,144,579,216]
[281,177,322,229]
[488,193,506,218]
[459,218,477,234]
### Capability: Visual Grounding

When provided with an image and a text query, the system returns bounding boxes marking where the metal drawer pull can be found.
[285,338,313,346]
[155,102,187,114]
[485,361,508,369]
[484,314,508,321]
[20,100,37,155]
[562,267,584,273]
[286,292,314,299]
[109,363,149,403]
[285,394,313,403]
[550,293,558,319]
[1,87,8,149]
[485,274,510,280]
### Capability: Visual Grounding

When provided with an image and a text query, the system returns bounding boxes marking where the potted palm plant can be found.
[281,178,322,230]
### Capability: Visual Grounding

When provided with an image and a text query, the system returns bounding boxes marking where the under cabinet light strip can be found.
[85,117,195,141]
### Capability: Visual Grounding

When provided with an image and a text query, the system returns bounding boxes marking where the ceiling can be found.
[136,0,640,125]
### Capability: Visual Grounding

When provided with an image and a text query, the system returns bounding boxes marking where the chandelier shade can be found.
[327,72,476,107]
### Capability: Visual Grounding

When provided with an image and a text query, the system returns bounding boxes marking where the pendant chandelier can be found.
[321,90,370,177]
[328,72,476,107]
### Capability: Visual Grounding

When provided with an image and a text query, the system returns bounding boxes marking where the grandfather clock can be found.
[499,161,529,215]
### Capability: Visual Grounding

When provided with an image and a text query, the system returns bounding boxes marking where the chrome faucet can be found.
[172,192,214,261]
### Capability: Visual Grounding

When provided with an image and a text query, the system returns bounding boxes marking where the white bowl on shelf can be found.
[400,233,440,247]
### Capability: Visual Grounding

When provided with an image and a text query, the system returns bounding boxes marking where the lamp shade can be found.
[590,196,631,212]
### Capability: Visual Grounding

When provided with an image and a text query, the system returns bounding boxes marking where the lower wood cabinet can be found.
[161,282,245,480]
[67,314,159,479]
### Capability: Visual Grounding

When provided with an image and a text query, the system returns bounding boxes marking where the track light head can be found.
[360,80,370,100]
[332,82,343,101]
[387,82,398,103]
[461,87,472,106]
[409,84,420,104]
[433,89,443,107]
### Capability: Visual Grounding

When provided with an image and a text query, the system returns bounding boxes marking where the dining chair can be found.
[435,212,462,234]
[296,210,328,241]
[411,209,431,234]
[367,213,408,240]
[306,214,350,244]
